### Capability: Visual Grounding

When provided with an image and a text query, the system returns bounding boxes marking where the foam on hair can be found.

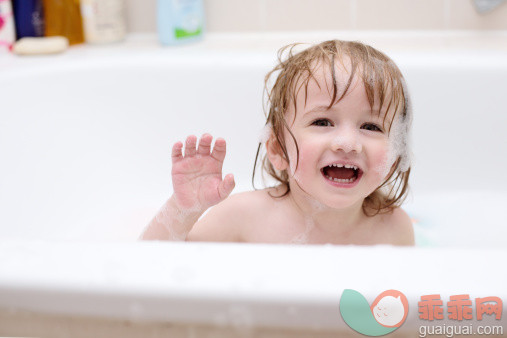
[397,77,413,173]
[258,123,272,144]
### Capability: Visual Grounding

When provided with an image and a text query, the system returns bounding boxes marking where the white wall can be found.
[125,0,507,33]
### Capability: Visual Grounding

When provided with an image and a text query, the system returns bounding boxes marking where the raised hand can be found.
[171,134,235,212]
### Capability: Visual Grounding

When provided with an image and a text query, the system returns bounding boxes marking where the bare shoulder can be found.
[186,189,275,242]
[384,207,415,246]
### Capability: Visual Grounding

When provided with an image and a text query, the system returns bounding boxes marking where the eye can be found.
[311,119,332,127]
[361,123,383,132]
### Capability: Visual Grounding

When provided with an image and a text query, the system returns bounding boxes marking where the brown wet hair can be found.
[252,40,411,216]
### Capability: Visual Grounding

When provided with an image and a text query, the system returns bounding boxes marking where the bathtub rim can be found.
[0,240,505,331]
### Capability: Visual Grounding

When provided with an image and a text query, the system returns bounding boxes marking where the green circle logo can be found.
[340,289,409,336]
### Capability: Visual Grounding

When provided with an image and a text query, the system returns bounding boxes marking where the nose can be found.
[331,127,362,153]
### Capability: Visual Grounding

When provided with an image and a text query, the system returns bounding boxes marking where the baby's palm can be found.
[171,134,235,211]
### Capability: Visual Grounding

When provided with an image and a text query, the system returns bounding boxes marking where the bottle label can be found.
[172,0,202,39]
[81,0,126,43]
[0,0,16,50]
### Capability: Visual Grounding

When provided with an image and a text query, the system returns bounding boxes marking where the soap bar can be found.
[12,36,69,55]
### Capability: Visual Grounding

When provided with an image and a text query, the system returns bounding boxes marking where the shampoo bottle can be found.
[80,0,126,44]
[43,0,84,45]
[12,0,45,39]
[157,0,204,45]
[0,0,16,51]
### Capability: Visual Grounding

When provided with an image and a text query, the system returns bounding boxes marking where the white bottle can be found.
[80,0,127,44]
[0,0,16,51]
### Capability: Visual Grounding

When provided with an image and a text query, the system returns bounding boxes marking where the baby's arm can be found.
[140,134,235,241]
[139,196,202,240]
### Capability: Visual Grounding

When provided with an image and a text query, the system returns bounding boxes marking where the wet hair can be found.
[252,39,411,216]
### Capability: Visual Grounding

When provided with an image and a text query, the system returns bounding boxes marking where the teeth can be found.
[325,175,355,183]
[329,163,358,170]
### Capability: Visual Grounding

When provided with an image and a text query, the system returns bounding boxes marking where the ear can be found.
[266,134,288,171]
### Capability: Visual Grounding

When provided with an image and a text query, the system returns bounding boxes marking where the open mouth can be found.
[321,163,363,184]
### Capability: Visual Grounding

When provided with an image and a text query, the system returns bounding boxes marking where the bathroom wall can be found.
[125,0,507,33]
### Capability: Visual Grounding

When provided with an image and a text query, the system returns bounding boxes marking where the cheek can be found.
[284,138,298,175]
[370,142,392,178]
[287,137,322,175]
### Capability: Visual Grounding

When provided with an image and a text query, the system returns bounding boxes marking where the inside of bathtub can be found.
[403,191,507,248]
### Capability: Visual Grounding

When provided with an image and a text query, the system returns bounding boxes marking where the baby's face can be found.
[282,61,396,210]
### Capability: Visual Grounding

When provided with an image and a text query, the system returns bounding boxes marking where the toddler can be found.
[140,40,414,245]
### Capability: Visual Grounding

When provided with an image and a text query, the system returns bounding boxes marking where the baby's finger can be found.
[211,137,227,163]
[218,173,235,200]
[184,135,197,157]
[197,133,212,156]
[171,141,184,163]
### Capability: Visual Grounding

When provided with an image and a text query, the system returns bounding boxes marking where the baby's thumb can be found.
[218,173,235,200]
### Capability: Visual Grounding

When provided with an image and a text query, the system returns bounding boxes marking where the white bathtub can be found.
[1,32,506,337]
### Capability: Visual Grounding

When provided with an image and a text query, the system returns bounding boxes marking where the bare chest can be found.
[242,203,395,245]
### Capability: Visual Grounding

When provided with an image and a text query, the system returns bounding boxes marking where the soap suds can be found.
[290,216,315,244]
[258,123,272,144]
[289,194,327,244]
[331,132,362,153]
[154,200,203,241]
[375,77,413,176]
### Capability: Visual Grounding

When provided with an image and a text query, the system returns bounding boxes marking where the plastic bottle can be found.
[0,0,16,51]
[157,0,205,45]
[80,0,126,44]
[42,0,84,45]
[12,0,45,39]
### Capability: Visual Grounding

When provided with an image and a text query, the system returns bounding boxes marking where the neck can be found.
[286,182,365,237]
